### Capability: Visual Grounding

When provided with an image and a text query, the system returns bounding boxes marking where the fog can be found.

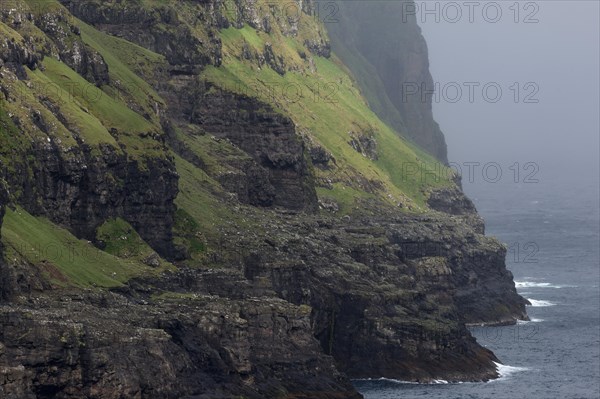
[417,0,599,182]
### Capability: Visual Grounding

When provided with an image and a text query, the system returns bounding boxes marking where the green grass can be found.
[0,18,111,153]
[1,0,459,290]
[34,57,167,162]
[317,184,377,215]
[173,154,231,236]
[0,21,25,41]
[175,129,251,176]
[1,208,173,288]
[222,25,264,50]
[96,218,170,268]
[201,12,455,211]
[173,150,264,265]
[28,63,119,147]
[40,57,152,132]
[0,103,30,176]
[78,20,167,120]
[196,2,459,211]
[203,39,453,209]
[2,5,169,163]
[173,208,207,257]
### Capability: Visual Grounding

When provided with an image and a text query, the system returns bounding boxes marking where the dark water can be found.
[355,165,600,399]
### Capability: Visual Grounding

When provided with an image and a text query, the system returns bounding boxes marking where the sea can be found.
[355,162,600,399]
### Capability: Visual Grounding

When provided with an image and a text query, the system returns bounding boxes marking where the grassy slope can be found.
[1,1,168,162]
[2,208,173,288]
[203,16,452,210]
[78,21,167,123]
[1,3,173,287]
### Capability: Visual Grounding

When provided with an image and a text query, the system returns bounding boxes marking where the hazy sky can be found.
[417,0,599,178]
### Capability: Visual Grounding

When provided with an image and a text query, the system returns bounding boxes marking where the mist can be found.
[417,1,600,183]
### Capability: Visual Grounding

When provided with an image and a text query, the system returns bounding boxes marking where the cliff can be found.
[327,0,449,163]
[0,1,527,398]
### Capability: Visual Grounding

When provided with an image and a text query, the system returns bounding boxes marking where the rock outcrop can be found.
[0,292,361,399]
[60,0,223,68]
[175,83,318,212]
[7,142,179,259]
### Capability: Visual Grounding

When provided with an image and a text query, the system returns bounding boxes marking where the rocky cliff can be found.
[1,1,527,398]
[327,0,449,163]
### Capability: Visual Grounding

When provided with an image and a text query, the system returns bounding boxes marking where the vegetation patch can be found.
[2,208,173,288]
[203,21,454,210]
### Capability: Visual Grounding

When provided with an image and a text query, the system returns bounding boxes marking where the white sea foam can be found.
[354,377,450,385]
[516,281,553,288]
[517,318,544,324]
[515,281,576,289]
[526,298,556,307]
[493,362,529,381]
[353,377,416,385]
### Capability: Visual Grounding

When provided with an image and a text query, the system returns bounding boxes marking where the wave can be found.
[526,298,556,307]
[493,362,529,381]
[355,361,532,385]
[353,377,450,385]
[517,318,544,324]
[515,281,576,289]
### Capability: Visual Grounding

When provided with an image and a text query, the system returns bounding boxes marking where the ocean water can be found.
[355,165,600,399]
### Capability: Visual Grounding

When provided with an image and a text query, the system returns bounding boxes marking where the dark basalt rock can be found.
[166,80,318,212]
[0,180,7,224]
[60,0,223,68]
[116,203,525,383]
[309,145,334,169]
[1,183,51,301]
[0,292,362,399]
[255,211,523,380]
[0,5,108,85]
[348,131,379,161]
[217,162,277,207]
[304,38,332,58]
[0,37,43,77]
[2,139,179,260]
[34,10,110,86]
[427,185,486,233]
[263,42,286,75]
[428,186,477,215]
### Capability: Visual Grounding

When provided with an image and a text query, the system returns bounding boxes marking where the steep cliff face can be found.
[1,0,527,397]
[327,0,448,163]
[13,142,179,258]
[0,4,179,259]
[0,293,361,399]
[60,0,224,68]
[248,212,504,381]
[0,180,6,271]
[166,81,318,211]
